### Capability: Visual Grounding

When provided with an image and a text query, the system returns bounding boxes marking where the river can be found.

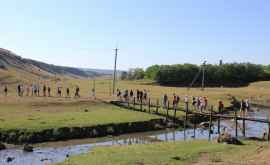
[0,108,268,165]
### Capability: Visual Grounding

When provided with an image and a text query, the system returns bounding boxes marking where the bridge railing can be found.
[113,97,270,142]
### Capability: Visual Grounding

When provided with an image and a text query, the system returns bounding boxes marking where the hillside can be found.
[0,48,111,85]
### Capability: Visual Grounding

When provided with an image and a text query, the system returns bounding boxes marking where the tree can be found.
[145,65,160,79]
[133,68,145,80]
[121,71,128,80]
[147,63,268,87]
[126,68,145,80]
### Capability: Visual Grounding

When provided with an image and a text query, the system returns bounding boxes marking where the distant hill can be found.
[0,48,111,84]
[81,68,123,76]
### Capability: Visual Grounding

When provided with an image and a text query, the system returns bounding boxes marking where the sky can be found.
[0,0,269,70]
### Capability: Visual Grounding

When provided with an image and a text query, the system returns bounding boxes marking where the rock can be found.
[23,144,34,152]
[0,142,6,150]
[6,157,15,163]
[216,133,243,145]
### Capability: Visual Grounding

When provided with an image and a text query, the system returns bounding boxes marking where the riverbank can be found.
[0,100,165,144]
[1,107,269,165]
[53,140,267,165]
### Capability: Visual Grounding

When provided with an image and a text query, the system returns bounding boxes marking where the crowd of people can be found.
[116,89,149,103]
[1,84,82,98]
[162,94,211,112]
[115,89,253,114]
[2,84,250,114]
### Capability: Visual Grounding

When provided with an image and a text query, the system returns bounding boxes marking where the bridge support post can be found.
[184,103,188,140]
[242,112,246,137]
[133,97,136,109]
[193,114,196,139]
[267,116,270,143]
[218,107,221,135]
[166,101,169,122]
[174,106,177,123]
[148,98,151,113]
[127,98,130,108]
[208,106,213,141]
[234,110,238,138]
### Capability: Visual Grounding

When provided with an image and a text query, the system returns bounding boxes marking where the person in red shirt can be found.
[218,100,224,113]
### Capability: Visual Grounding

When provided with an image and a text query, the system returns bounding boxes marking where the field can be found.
[1,73,270,164]
[0,98,161,132]
[60,78,270,108]
[1,76,270,131]
[54,140,270,165]
[2,69,270,107]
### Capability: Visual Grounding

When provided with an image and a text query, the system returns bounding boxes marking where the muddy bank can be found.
[0,119,168,144]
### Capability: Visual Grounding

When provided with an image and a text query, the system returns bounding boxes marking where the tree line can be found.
[121,63,270,87]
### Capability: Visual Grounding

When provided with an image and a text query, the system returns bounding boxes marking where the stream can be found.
[0,108,268,165]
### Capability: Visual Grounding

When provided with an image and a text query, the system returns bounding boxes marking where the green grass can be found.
[2,69,270,108]
[53,140,252,165]
[60,78,270,108]
[0,101,161,132]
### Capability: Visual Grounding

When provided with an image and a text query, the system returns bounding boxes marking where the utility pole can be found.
[201,61,207,91]
[112,47,118,95]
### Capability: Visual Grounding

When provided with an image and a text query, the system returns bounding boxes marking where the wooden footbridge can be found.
[111,98,270,142]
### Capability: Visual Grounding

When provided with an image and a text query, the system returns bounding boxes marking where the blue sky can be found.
[0,0,269,70]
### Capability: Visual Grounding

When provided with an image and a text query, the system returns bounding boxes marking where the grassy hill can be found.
[0,48,108,86]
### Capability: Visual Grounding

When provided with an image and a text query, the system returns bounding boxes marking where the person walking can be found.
[66,88,70,97]
[17,84,21,97]
[192,96,197,110]
[37,84,40,96]
[196,97,201,112]
[136,90,140,102]
[31,84,34,96]
[57,87,62,97]
[203,96,208,111]
[130,90,134,99]
[240,99,247,117]
[143,89,147,103]
[245,99,250,112]
[34,84,37,96]
[43,85,47,97]
[91,87,96,99]
[184,95,189,112]
[218,100,224,113]
[4,86,8,96]
[75,86,80,97]
[117,89,122,100]
[48,86,51,97]
[26,85,30,96]
[163,94,168,110]
[173,94,177,110]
